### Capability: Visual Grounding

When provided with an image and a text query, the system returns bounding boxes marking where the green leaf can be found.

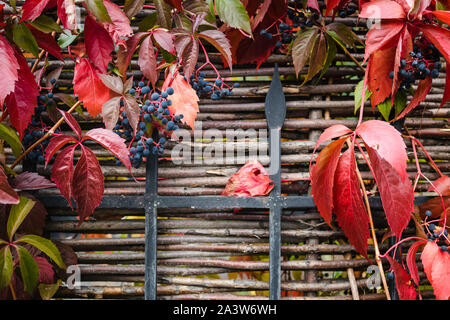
[300,32,327,85]
[377,98,393,121]
[138,12,158,32]
[354,80,372,114]
[39,280,62,300]
[394,90,408,117]
[29,15,63,33]
[85,0,112,23]
[7,196,36,241]
[326,22,362,49]
[292,28,318,77]
[318,35,337,80]
[0,123,24,158]
[214,0,252,35]
[153,0,172,29]
[16,235,66,269]
[0,246,13,290]
[57,30,77,48]
[13,23,40,57]
[17,246,39,295]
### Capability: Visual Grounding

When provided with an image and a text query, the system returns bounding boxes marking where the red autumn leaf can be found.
[365,145,414,239]
[122,95,141,135]
[324,0,342,17]
[152,28,175,54]
[306,0,320,12]
[57,0,77,30]
[368,46,395,107]
[6,50,39,138]
[116,32,148,77]
[421,241,450,300]
[82,128,132,172]
[198,29,233,71]
[312,124,352,154]
[363,21,404,62]
[419,24,450,63]
[27,25,63,61]
[355,120,408,182]
[333,148,370,259]
[386,256,417,300]
[164,0,183,11]
[359,0,406,20]
[84,15,115,74]
[311,138,347,227]
[138,35,158,88]
[35,257,55,284]
[10,172,55,191]
[0,35,19,107]
[20,0,51,22]
[428,175,450,196]
[44,134,77,167]
[407,240,426,287]
[102,0,133,42]
[73,58,111,117]
[59,109,82,140]
[431,10,450,25]
[222,160,274,197]
[0,167,19,205]
[396,76,433,120]
[162,69,199,130]
[175,35,199,82]
[51,144,77,206]
[442,64,450,108]
[71,145,104,222]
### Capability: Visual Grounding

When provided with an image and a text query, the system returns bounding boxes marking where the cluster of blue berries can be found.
[189,72,237,100]
[390,45,442,91]
[424,210,449,253]
[113,84,184,168]
[338,6,356,18]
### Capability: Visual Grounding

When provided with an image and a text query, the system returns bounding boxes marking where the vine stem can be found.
[30,18,61,74]
[9,100,82,170]
[9,282,16,300]
[346,138,391,300]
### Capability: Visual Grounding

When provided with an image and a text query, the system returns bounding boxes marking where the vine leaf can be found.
[7,196,36,242]
[354,79,372,114]
[311,138,347,227]
[332,147,370,259]
[13,23,40,58]
[0,167,19,205]
[214,0,252,35]
[59,109,82,140]
[73,58,111,117]
[164,0,183,11]
[0,123,23,159]
[292,28,319,77]
[138,35,158,88]
[84,14,114,74]
[162,69,199,130]
[222,160,274,197]
[44,134,77,167]
[312,124,352,154]
[386,256,417,300]
[396,76,432,120]
[85,0,112,23]
[0,35,19,107]
[102,0,133,42]
[0,246,13,290]
[20,0,51,22]
[28,25,64,61]
[122,95,141,135]
[406,240,426,287]
[421,241,450,300]
[10,172,55,191]
[17,246,39,295]
[355,120,408,182]
[198,29,232,71]
[101,96,122,130]
[124,0,145,18]
[17,234,66,269]
[152,28,175,54]
[50,144,77,206]
[365,145,414,239]
[57,0,77,30]
[71,145,104,223]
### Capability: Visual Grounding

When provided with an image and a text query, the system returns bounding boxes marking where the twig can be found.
[9,282,16,300]
[9,100,82,170]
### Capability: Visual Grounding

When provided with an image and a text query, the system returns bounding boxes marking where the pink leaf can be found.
[0,167,19,205]
[50,144,77,206]
[82,128,132,172]
[152,28,175,54]
[355,120,408,182]
[313,124,352,154]
[421,241,450,300]
[0,35,19,107]
[58,109,82,140]
[222,160,274,197]
[71,145,104,223]
[44,134,77,167]
[73,58,111,117]
[407,240,426,287]
[138,35,158,88]
[386,256,417,300]
[20,0,51,22]
[428,176,450,196]
[396,76,433,120]
[333,148,370,259]
[311,138,347,227]
[363,21,404,62]
[57,0,77,30]
[35,257,54,284]
[10,172,55,190]
[365,145,414,239]
[102,0,133,42]
[84,15,114,74]
[359,0,406,19]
